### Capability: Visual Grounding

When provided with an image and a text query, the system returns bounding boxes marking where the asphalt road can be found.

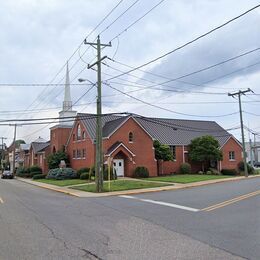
[0,177,259,260]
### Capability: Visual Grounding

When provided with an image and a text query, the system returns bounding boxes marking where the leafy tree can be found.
[153,140,173,175]
[189,135,223,171]
[47,151,69,169]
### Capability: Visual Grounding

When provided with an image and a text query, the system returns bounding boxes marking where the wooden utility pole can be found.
[0,137,7,169]
[228,88,253,177]
[84,36,111,192]
[9,124,22,175]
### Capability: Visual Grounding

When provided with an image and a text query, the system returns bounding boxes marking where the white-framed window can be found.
[170,145,176,160]
[82,148,86,158]
[73,150,76,159]
[77,124,81,140]
[82,131,86,139]
[76,149,81,159]
[229,151,235,161]
[129,132,134,142]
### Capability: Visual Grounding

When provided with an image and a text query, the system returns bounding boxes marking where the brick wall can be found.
[220,137,242,170]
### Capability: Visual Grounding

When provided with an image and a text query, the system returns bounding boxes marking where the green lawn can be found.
[143,174,234,184]
[72,180,171,193]
[36,179,91,187]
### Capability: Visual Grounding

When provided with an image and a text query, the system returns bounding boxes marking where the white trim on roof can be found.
[105,142,135,157]
[220,135,242,149]
[106,116,131,139]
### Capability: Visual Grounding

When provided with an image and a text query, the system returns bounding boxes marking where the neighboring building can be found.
[24,137,50,173]
[245,141,260,164]
[18,143,30,167]
[65,114,243,177]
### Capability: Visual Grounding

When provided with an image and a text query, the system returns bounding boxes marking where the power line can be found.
[15,0,125,119]
[105,4,260,81]
[109,0,166,42]
[107,47,260,89]
[105,82,239,118]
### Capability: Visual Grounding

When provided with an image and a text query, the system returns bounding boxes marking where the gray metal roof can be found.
[78,113,124,140]
[134,117,231,146]
[31,141,50,153]
[77,113,232,146]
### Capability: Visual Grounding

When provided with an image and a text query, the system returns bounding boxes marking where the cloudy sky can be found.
[0,0,260,146]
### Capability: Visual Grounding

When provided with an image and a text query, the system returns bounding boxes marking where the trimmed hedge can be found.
[133,166,149,178]
[221,169,237,175]
[80,172,90,180]
[77,167,90,178]
[237,161,254,174]
[32,174,46,180]
[46,168,77,180]
[29,165,42,173]
[179,163,191,174]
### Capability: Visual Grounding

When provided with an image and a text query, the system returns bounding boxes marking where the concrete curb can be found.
[16,175,260,198]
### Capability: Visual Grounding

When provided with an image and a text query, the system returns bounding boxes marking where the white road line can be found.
[0,197,4,204]
[119,195,200,212]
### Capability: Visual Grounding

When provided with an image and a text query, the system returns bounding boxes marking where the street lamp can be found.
[78,77,103,192]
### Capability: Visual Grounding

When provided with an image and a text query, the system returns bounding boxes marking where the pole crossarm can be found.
[83,35,112,192]
[228,88,253,177]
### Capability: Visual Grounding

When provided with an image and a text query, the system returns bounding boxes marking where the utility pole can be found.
[0,137,7,169]
[228,88,253,177]
[9,124,22,175]
[84,35,111,192]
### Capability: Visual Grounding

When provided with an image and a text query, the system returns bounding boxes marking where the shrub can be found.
[103,167,117,181]
[198,171,204,175]
[32,174,46,180]
[221,169,237,175]
[133,166,149,178]
[17,171,31,178]
[77,167,90,178]
[17,167,29,174]
[29,171,43,178]
[29,165,42,174]
[206,170,212,175]
[80,172,90,180]
[209,168,221,175]
[237,161,254,174]
[46,168,77,180]
[179,163,191,174]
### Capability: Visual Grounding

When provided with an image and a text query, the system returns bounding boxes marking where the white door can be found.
[113,159,124,177]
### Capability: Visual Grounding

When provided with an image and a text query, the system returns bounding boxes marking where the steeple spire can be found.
[63,61,72,111]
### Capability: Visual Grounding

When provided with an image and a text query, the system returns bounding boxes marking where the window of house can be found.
[82,149,86,158]
[82,131,86,140]
[73,134,75,141]
[73,150,76,159]
[170,146,176,160]
[77,124,81,140]
[128,132,134,142]
[77,149,81,159]
[229,151,235,161]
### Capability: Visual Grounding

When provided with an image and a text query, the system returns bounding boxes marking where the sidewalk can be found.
[17,175,260,198]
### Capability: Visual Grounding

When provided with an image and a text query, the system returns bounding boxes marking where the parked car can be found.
[1,170,14,179]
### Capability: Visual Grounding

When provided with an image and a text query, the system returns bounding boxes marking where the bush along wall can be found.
[133,166,149,178]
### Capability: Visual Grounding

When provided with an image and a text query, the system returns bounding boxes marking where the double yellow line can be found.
[202,190,260,212]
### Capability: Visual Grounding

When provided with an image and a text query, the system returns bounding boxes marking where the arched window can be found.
[77,124,81,140]
[128,132,134,142]
[82,131,86,140]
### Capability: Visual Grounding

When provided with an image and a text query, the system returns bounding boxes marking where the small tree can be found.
[189,135,222,172]
[153,140,173,175]
[47,151,69,169]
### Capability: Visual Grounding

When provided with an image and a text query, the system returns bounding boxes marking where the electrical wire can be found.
[105,82,239,118]
[105,4,260,81]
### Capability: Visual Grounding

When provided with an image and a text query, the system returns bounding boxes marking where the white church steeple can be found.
[63,62,72,111]
[58,61,77,126]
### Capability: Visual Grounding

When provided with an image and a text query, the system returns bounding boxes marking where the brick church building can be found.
[25,63,243,176]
